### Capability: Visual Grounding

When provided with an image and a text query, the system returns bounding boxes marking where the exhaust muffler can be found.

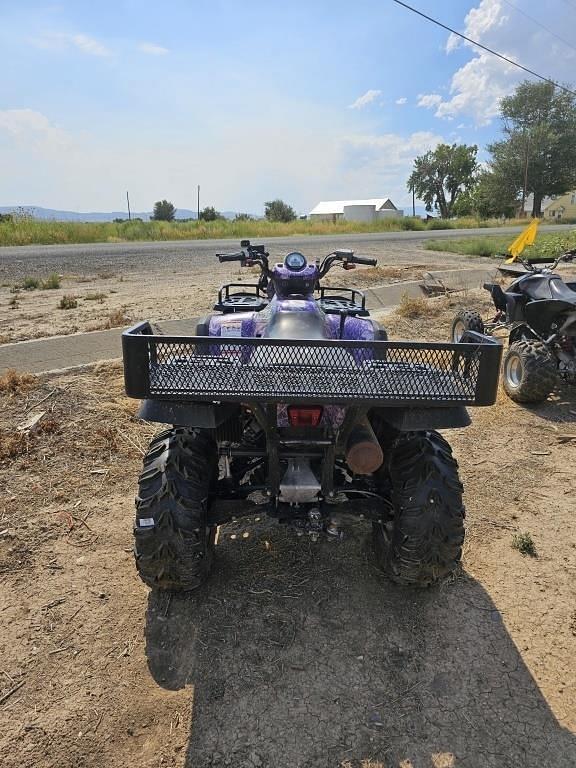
[345,416,384,475]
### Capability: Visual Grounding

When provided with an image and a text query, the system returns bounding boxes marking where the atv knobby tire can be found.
[373,431,465,587]
[451,309,484,342]
[502,340,557,403]
[134,427,217,591]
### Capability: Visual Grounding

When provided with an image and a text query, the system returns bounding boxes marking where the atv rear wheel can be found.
[134,427,218,591]
[502,340,557,403]
[451,309,484,342]
[372,431,465,587]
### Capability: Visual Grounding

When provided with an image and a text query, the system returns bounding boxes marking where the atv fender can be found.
[371,406,471,431]
[508,323,537,345]
[137,399,239,428]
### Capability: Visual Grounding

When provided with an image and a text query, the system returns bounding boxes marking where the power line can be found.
[501,0,576,55]
[392,0,576,98]
[559,0,576,11]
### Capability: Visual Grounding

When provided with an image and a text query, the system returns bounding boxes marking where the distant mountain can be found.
[0,206,250,222]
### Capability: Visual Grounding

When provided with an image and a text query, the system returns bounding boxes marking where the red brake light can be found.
[287,405,323,427]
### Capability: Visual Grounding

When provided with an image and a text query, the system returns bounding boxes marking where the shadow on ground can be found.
[145,519,576,768]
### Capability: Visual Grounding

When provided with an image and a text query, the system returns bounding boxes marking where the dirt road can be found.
[1,295,575,768]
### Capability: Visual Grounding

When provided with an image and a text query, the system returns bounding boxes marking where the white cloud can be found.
[395,97,407,105]
[0,109,72,151]
[138,42,169,56]
[337,130,445,205]
[348,89,382,110]
[418,0,576,126]
[417,93,442,108]
[31,32,111,57]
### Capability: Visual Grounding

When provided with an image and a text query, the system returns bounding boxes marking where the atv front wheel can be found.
[134,427,218,591]
[502,340,557,403]
[451,309,484,342]
[373,431,465,587]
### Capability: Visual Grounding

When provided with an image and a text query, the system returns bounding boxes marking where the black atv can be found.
[451,249,576,403]
[122,242,501,592]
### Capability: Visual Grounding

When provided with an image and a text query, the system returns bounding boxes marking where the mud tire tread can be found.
[502,340,557,403]
[134,427,217,592]
[373,430,465,587]
[451,309,484,341]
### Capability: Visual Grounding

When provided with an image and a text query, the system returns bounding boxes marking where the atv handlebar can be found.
[217,252,245,263]
[519,249,576,273]
[350,255,377,267]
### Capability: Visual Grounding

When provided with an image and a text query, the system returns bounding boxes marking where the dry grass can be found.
[0,430,30,461]
[58,294,78,310]
[0,369,37,394]
[90,308,129,330]
[395,293,444,319]
[0,334,11,344]
[84,291,107,302]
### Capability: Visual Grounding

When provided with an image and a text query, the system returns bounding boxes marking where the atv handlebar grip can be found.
[352,256,377,266]
[217,252,245,263]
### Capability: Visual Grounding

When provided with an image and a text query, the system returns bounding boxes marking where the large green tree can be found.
[151,200,176,221]
[199,206,222,221]
[453,170,518,219]
[488,81,576,217]
[264,199,296,222]
[407,143,478,218]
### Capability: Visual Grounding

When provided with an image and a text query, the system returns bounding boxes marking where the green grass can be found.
[22,276,41,290]
[41,272,61,289]
[425,229,576,259]
[0,215,550,247]
[512,532,537,557]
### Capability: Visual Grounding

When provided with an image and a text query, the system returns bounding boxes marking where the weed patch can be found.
[0,369,37,394]
[58,295,78,310]
[22,276,40,290]
[84,292,107,302]
[395,293,441,319]
[41,273,61,289]
[512,532,537,557]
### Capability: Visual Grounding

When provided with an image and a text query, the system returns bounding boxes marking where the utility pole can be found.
[126,191,131,221]
[411,184,416,217]
[197,185,200,221]
[521,133,530,218]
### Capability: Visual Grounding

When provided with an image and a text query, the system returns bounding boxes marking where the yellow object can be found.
[505,219,540,263]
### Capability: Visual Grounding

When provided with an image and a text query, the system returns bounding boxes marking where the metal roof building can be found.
[308,198,403,221]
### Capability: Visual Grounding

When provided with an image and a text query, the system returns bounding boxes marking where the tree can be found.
[151,200,176,221]
[199,206,222,221]
[488,81,576,217]
[264,199,296,222]
[234,213,253,221]
[453,170,518,219]
[407,143,478,218]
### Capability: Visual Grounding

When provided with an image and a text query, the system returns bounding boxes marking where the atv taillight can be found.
[287,405,323,427]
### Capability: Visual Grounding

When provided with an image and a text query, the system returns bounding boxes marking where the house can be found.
[542,191,576,220]
[308,198,403,222]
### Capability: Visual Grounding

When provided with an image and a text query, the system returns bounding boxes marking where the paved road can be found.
[0,224,573,280]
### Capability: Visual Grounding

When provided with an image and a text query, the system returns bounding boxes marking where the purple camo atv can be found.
[122,240,502,590]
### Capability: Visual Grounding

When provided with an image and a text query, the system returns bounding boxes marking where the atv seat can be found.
[519,274,576,303]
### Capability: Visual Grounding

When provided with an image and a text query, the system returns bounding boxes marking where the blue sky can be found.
[1,0,575,214]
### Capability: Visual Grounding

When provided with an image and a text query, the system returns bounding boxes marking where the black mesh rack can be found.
[123,322,502,407]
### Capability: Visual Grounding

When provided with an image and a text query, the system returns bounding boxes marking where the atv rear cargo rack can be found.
[123,322,502,407]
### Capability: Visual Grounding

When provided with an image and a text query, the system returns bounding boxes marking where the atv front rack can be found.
[123,322,502,407]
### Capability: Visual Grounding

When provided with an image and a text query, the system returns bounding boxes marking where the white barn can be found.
[308,197,403,222]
